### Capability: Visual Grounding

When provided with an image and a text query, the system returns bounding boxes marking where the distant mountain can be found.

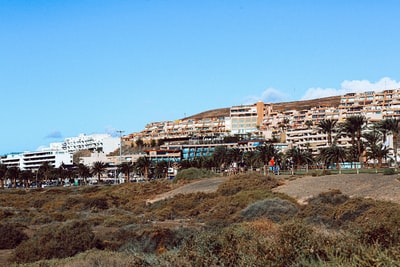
[182,107,230,120]
[182,95,342,120]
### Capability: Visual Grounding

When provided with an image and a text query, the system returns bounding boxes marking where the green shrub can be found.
[83,197,109,211]
[174,168,217,183]
[0,223,28,249]
[323,169,332,175]
[217,173,280,196]
[241,197,298,222]
[383,168,395,175]
[309,189,349,206]
[10,221,100,264]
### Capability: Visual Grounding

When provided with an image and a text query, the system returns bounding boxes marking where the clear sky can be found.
[1,0,400,155]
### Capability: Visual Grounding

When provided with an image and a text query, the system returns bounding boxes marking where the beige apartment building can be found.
[122,88,400,158]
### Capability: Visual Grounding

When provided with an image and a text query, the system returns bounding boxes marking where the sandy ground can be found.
[148,173,400,205]
[147,177,229,204]
[274,173,400,204]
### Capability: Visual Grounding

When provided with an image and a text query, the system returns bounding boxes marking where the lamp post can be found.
[117,130,124,183]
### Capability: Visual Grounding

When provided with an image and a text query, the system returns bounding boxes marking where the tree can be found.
[135,139,144,149]
[363,130,390,168]
[339,115,367,166]
[377,118,400,168]
[77,164,91,185]
[19,170,33,188]
[257,143,278,167]
[5,167,20,188]
[285,147,313,171]
[0,164,7,189]
[135,156,151,179]
[212,146,228,170]
[243,150,260,171]
[318,145,346,170]
[317,119,337,146]
[91,161,107,184]
[119,162,135,182]
[227,148,243,164]
[38,161,53,183]
[153,160,168,179]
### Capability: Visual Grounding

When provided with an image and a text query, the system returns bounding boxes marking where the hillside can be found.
[1,172,400,265]
[183,95,341,120]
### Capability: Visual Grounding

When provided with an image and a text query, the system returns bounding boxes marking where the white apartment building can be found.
[49,133,120,154]
[1,150,73,171]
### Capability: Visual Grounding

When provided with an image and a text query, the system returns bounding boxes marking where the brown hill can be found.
[183,95,341,120]
[183,107,230,120]
[272,95,341,112]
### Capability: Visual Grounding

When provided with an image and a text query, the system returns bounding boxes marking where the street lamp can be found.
[117,130,125,183]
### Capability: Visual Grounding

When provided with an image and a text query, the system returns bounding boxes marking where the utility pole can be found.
[117,130,125,183]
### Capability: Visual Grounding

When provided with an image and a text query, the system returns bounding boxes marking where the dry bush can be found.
[12,250,150,267]
[217,173,280,196]
[173,168,217,183]
[241,197,299,222]
[300,190,355,227]
[121,226,195,254]
[0,223,28,249]
[349,201,400,248]
[10,221,100,264]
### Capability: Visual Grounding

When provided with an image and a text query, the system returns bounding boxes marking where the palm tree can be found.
[19,170,33,188]
[0,164,7,188]
[135,156,151,179]
[317,119,337,146]
[339,115,367,166]
[77,163,91,185]
[285,147,313,171]
[257,143,277,167]
[153,160,168,179]
[91,161,107,184]
[119,162,135,182]
[228,148,243,164]
[377,118,400,168]
[363,130,390,168]
[318,145,346,171]
[5,167,20,188]
[39,161,53,183]
[243,150,260,171]
[212,146,228,171]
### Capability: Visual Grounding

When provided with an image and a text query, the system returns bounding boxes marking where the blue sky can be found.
[1,0,400,154]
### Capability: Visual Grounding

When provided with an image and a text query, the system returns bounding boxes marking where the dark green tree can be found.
[91,161,107,184]
[5,167,20,188]
[0,164,7,188]
[317,119,337,146]
[318,145,346,170]
[119,162,135,182]
[339,115,367,166]
[77,163,91,185]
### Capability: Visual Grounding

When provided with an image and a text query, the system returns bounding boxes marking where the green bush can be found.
[241,197,298,222]
[383,168,395,175]
[10,221,100,264]
[0,223,28,249]
[174,168,217,183]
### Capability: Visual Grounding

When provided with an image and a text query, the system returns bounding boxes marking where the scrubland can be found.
[1,170,400,266]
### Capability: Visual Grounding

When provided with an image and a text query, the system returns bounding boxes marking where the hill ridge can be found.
[183,95,341,120]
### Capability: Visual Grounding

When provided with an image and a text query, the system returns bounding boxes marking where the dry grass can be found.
[1,172,400,265]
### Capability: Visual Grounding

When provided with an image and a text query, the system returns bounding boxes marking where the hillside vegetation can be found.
[1,171,400,266]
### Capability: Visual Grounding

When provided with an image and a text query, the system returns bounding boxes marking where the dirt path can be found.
[274,173,400,204]
[148,173,400,206]
[147,177,229,204]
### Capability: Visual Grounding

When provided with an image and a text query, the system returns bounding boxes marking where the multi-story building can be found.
[49,133,120,154]
[230,102,265,136]
[0,150,73,171]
